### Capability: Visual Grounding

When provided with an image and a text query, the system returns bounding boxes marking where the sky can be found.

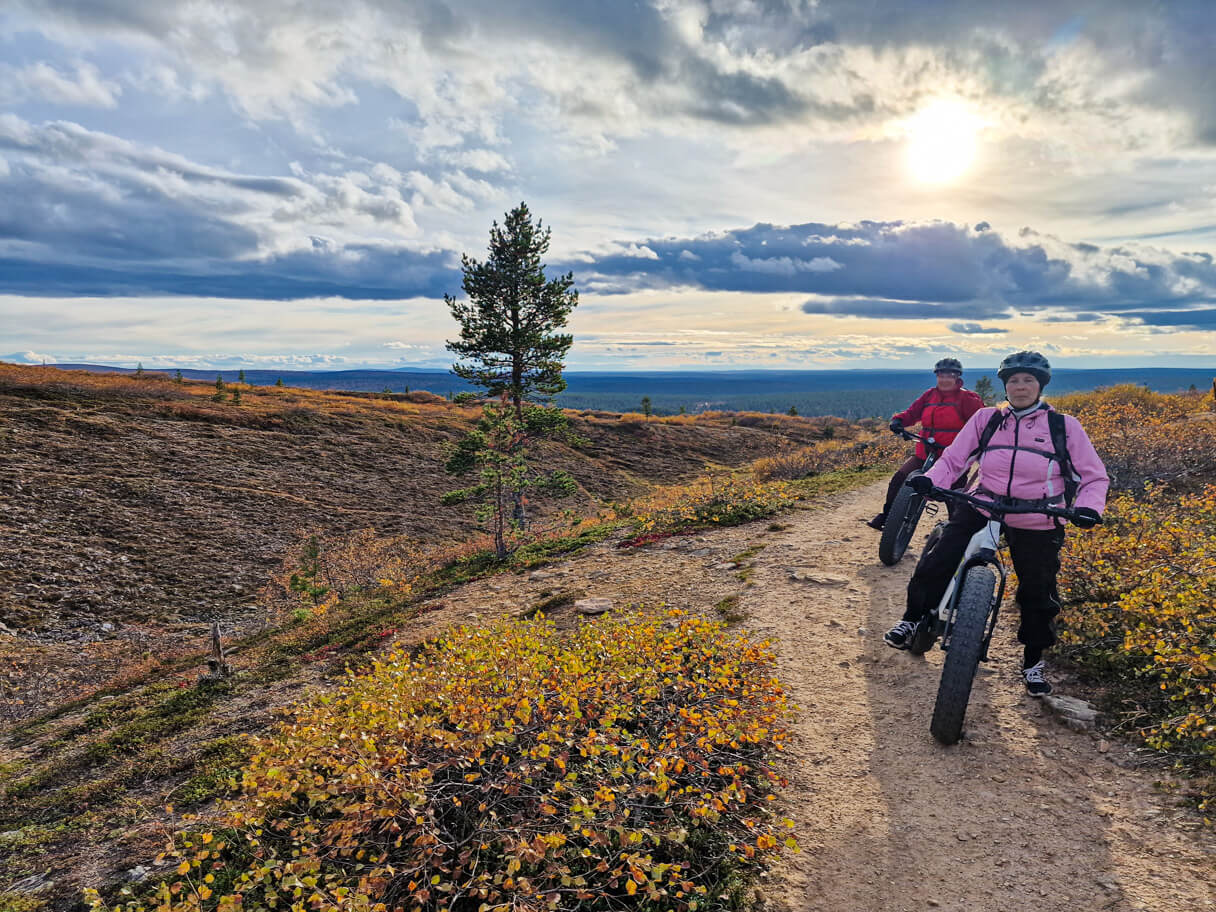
[2,1,1216,372]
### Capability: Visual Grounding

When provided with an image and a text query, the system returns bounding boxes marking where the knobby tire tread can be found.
[930,566,997,745]
[879,480,922,566]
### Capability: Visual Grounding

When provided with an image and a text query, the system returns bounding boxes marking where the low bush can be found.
[88,610,795,912]
[618,476,797,535]
[1053,385,1216,491]
[1058,484,1216,806]
[751,435,903,482]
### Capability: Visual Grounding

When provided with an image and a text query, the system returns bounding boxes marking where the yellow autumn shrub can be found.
[88,609,795,912]
[751,434,904,482]
[621,476,797,536]
[1053,385,1216,491]
[1058,484,1216,804]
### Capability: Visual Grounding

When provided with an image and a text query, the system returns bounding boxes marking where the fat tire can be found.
[879,478,924,566]
[930,566,997,745]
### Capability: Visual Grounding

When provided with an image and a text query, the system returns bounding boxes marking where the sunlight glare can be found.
[905,99,983,185]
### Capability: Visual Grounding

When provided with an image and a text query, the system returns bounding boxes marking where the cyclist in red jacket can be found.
[867,358,984,530]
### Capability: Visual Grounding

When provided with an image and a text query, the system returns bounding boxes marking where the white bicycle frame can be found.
[934,517,1003,619]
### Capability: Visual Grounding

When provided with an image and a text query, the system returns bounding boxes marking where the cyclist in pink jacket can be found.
[883,351,1109,696]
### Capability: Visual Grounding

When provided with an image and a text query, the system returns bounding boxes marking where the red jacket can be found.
[894,386,984,458]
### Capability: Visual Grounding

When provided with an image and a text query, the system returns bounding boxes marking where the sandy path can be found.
[738,480,1216,912]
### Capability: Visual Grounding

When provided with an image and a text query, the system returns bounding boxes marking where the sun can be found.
[905,99,983,185]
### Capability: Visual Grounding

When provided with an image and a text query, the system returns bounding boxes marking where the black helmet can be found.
[997,350,1051,387]
[934,357,963,374]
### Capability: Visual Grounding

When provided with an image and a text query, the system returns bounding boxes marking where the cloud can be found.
[9,0,1213,157]
[569,219,1216,326]
[0,115,461,298]
[1,350,56,364]
[0,60,121,108]
[949,322,1009,334]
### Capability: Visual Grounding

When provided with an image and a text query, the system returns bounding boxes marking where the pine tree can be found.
[445,202,577,419]
[135,362,144,378]
[442,397,577,560]
[238,369,246,384]
[232,386,242,405]
[787,405,798,416]
[275,377,284,388]
[212,374,227,402]
[641,396,652,421]
[174,369,183,384]
[975,376,996,406]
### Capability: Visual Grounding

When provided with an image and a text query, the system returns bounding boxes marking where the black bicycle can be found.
[878,428,946,567]
[906,486,1093,745]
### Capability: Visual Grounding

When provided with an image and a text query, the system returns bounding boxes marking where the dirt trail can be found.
[740,481,1216,912]
[485,478,1216,912]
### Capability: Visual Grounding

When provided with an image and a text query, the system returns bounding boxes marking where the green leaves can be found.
[445,202,578,412]
[91,610,796,912]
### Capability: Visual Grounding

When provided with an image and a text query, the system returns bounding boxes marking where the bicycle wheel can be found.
[879,477,924,566]
[930,565,997,745]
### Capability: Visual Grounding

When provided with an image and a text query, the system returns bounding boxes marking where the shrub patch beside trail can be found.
[1052,385,1216,808]
[1059,484,1216,806]
[89,610,795,912]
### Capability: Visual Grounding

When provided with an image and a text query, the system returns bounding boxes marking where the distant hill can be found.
[43,363,1216,420]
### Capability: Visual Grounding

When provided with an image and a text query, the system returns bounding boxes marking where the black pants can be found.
[882,456,925,514]
[902,503,1065,650]
[882,456,969,517]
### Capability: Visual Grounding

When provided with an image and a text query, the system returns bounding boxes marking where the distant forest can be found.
[51,364,1216,420]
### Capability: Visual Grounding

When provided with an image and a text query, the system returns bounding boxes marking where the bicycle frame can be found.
[920,486,1081,657]
[933,518,1008,659]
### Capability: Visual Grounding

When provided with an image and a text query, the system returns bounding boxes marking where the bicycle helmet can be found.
[933,357,963,375]
[997,350,1051,387]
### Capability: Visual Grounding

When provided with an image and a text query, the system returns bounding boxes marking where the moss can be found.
[176,736,251,807]
[714,595,746,624]
[523,589,586,618]
[0,893,49,912]
[730,544,766,563]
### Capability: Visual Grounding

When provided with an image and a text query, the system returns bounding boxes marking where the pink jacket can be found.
[924,404,1110,530]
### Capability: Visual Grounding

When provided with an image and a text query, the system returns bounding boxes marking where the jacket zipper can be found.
[1005,411,1020,498]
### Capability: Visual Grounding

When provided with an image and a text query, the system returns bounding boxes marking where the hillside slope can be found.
[0,365,830,635]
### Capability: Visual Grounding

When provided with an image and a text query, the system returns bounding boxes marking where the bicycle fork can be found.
[936,519,1008,660]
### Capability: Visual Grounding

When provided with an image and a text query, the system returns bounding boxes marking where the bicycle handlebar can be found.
[925,485,1092,522]
[894,426,945,451]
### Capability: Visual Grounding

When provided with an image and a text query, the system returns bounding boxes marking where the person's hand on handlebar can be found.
[908,474,934,496]
[1071,506,1102,529]
[889,418,904,435]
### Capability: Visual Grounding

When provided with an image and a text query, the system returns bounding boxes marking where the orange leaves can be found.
[622,475,797,537]
[1058,481,1216,807]
[752,432,903,482]
[89,609,795,912]
[1055,385,1216,491]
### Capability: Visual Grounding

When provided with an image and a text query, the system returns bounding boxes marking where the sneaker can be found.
[1023,660,1052,697]
[884,620,916,649]
[866,513,887,531]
